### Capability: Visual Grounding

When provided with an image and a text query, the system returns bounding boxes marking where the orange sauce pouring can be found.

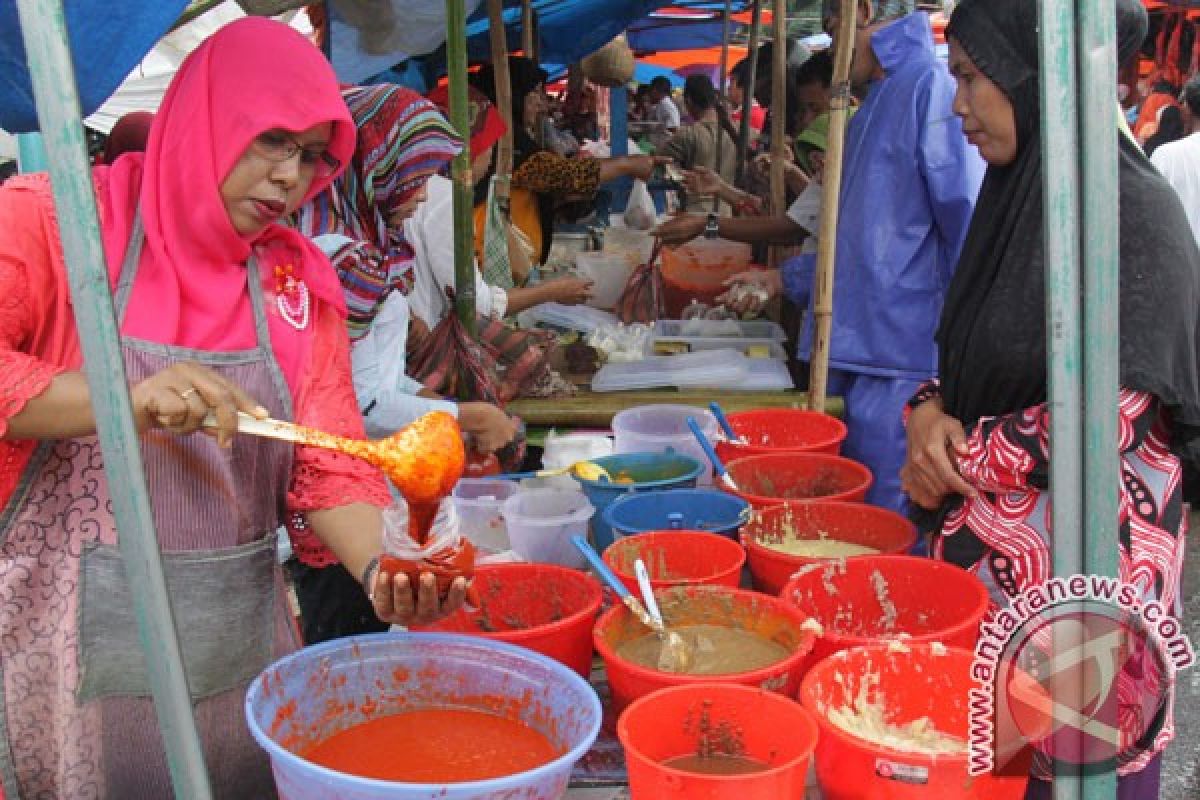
[303,708,559,783]
[291,412,474,599]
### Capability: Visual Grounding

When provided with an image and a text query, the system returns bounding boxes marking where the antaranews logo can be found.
[968,575,1194,777]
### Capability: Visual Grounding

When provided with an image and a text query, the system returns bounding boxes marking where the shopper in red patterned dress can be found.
[902,0,1200,795]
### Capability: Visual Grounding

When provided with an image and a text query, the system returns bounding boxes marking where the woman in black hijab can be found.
[902,0,1199,794]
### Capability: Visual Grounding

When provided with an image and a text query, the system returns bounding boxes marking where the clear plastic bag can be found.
[623,179,657,230]
[379,497,477,605]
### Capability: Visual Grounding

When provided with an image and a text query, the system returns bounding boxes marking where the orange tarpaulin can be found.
[730,9,772,26]
[639,45,749,70]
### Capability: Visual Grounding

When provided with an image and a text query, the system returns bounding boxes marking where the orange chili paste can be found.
[303,708,559,783]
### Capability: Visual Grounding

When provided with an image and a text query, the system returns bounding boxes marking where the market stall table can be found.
[509,390,842,428]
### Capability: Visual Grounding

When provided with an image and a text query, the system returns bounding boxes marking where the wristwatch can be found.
[704,212,720,240]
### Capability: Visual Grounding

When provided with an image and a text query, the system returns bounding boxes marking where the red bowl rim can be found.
[721,409,849,454]
[779,554,990,649]
[617,682,819,782]
[415,562,603,643]
[740,500,918,569]
[602,530,748,587]
[723,453,874,505]
[593,585,817,685]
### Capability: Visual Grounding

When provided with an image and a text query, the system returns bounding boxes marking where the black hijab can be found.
[471,56,559,263]
[939,0,1200,465]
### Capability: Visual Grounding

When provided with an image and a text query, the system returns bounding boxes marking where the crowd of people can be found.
[0,0,1197,797]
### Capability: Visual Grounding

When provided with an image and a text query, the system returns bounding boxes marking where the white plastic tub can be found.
[574,251,635,310]
[611,404,720,485]
[501,488,594,569]
[452,478,521,554]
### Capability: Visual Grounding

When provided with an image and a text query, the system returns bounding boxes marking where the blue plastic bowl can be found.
[575,452,704,551]
[245,633,602,799]
[602,488,751,542]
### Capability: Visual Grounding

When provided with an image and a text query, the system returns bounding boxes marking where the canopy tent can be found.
[0,0,189,131]
[85,4,312,135]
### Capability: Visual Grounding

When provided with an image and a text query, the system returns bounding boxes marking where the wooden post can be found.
[767,0,787,259]
[714,0,733,212]
[486,0,514,206]
[521,0,536,62]
[15,0,213,795]
[446,0,476,336]
[734,0,762,187]
[805,0,856,414]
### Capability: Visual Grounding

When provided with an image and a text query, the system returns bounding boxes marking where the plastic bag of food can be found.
[380,497,478,605]
[623,179,657,230]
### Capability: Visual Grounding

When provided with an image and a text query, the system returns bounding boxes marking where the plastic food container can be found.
[619,684,819,800]
[611,404,720,484]
[592,349,749,393]
[500,488,594,569]
[800,644,1045,800]
[541,431,614,472]
[574,251,636,311]
[574,452,705,551]
[742,501,917,594]
[604,488,750,540]
[413,563,604,677]
[659,239,757,317]
[714,409,848,463]
[451,478,521,554]
[602,530,746,594]
[782,554,989,671]
[594,585,817,715]
[603,216,657,267]
[654,319,787,341]
[245,633,602,800]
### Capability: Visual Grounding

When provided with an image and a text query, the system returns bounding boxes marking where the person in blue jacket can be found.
[656,0,984,515]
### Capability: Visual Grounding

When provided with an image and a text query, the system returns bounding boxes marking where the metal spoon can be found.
[570,536,693,673]
[634,558,693,673]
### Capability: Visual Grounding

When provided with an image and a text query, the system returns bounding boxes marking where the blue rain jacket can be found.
[790,12,984,381]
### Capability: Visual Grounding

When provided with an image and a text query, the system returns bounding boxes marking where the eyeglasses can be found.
[251,131,341,178]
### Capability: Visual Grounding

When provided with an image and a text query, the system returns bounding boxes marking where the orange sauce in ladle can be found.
[287,411,475,599]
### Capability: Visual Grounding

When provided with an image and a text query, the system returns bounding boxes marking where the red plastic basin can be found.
[800,644,1045,800]
[723,453,873,510]
[602,530,746,595]
[618,683,818,799]
[714,408,848,463]
[782,554,990,672]
[593,585,817,715]
[412,562,603,677]
[742,501,917,594]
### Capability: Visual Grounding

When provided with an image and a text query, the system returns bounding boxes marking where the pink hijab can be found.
[100,17,355,395]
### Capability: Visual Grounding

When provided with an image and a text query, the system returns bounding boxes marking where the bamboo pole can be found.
[805,0,856,413]
[713,0,732,212]
[14,0,212,796]
[521,0,536,62]
[446,0,476,336]
[767,0,787,263]
[486,0,514,207]
[734,0,762,186]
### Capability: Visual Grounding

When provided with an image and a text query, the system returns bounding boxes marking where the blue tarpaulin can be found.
[0,0,190,132]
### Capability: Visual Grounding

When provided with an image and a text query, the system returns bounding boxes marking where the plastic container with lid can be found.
[660,239,758,317]
[451,478,520,554]
[611,404,720,484]
[654,318,787,341]
[500,488,594,568]
[592,350,748,392]
[573,251,636,311]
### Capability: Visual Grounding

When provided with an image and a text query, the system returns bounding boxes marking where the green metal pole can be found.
[16,132,48,172]
[1077,0,1120,795]
[1037,1,1085,797]
[13,1,213,797]
[446,0,476,336]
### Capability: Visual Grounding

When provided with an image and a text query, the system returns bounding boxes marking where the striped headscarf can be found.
[297,83,462,340]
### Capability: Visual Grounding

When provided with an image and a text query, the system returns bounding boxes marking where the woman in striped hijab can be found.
[297,83,462,340]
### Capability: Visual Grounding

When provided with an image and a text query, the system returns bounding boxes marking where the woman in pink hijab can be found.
[0,17,461,798]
